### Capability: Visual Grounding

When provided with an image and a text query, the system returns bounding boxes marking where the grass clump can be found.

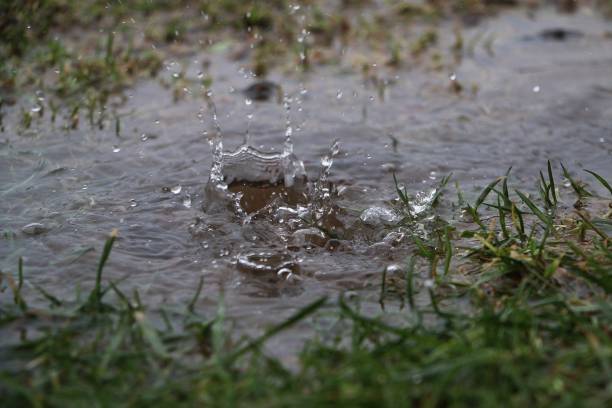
[1,163,610,406]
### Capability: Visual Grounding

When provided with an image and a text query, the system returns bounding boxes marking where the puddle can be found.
[1,7,611,360]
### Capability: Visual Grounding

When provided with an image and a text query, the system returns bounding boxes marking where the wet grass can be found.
[1,162,610,406]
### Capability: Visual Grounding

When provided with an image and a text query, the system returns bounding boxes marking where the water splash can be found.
[198,95,346,288]
[409,188,437,217]
[310,139,340,221]
[207,100,227,193]
[204,96,306,217]
[360,206,401,227]
[280,95,306,187]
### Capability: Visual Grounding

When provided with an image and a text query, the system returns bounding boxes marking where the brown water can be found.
[1,8,611,359]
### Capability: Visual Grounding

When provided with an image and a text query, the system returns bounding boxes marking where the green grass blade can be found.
[443,227,452,276]
[502,167,512,207]
[547,160,557,204]
[109,281,131,309]
[475,177,502,210]
[537,226,550,257]
[379,267,388,310]
[576,211,609,241]
[498,196,508,239]
[405,257,416,310]
[511,202,525,239]
[228,297,327,361]
[93,229,118,309]
[561,163,591,198]
[584,169,612,196]
[413,235,435,260]
[515,190,552,227]
[17,257,23,292]
[188,276,205,313]
[455,181,465,207]
[431,173,453,206]
[105,31,115,66]
[137,314,169,358]
[339,296,408,336]
[33,284,61,307]
[539,170,550,207]
[393,172,409,207]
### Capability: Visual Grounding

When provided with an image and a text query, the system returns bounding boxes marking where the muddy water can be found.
[1,9,611,360]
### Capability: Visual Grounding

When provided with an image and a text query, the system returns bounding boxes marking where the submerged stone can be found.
[228,180,307,214]
[22,222,47,236]
[243,80,282,102]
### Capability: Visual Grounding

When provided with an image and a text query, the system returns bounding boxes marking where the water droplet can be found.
[140,133,148,141]
[532,85,541,93]
[386,264,403,274]
[171,185,182,194]
[449,73,457,81]
[360,206,401,227]
[112,145,121,153]
[183,196,192,208]
[130,199,138,207]
[336,90,343,99]
[245,98,253,106]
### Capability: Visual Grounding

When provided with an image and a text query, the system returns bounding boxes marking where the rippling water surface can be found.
[1,9,611,358]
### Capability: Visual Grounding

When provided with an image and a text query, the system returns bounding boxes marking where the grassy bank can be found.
[1,163,610,406]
